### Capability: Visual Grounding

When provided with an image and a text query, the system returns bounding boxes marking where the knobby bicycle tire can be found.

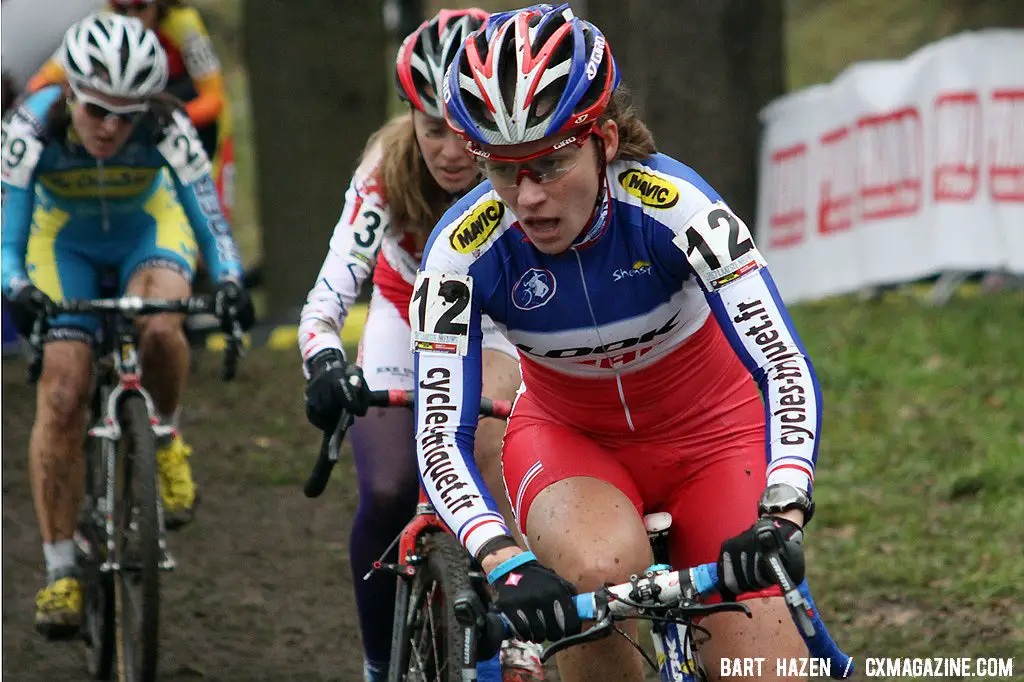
[81,411,115,680]
[389,532,474,682]
[114,395,160,682]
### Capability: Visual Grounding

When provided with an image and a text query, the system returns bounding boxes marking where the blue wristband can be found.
[487,551,537,584]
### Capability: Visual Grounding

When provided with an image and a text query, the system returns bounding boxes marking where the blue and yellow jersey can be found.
[1,85,242,295]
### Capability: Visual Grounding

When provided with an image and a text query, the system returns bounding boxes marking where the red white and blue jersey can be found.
[412,153,822,558]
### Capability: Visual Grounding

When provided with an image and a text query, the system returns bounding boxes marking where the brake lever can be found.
[221,317,245,381]
[665,599,752,620]
[25,315,48,384]
[755,521,816,637]
[540,617,615,663]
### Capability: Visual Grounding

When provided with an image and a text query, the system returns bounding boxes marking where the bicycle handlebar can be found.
[302,388,512,499]
[25,295,244,383]
[483,558,853,678]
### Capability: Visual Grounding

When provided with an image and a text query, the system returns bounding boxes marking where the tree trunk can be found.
[587,0,785,228]
[244,1,387,322]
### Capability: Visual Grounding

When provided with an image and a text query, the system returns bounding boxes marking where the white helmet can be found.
[61,12,168,99]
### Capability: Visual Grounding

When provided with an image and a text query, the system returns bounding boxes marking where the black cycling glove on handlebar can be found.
[214,280,255,332]
[10,284,54,337]
[487,552,581,644]
[717,516,805,598]
[304,348,371,431]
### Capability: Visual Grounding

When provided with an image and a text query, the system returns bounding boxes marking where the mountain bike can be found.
[27,295,244,682]
[303,388,511,682]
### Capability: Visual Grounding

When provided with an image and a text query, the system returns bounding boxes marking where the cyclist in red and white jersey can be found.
[413,5,818,680]
[297,9,540,682]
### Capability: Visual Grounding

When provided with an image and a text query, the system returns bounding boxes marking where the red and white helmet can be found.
[444,3,619,152]
[395,8,489,119]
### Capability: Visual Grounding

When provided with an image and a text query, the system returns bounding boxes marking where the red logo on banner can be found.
[768,143,807,248]
[857,107,922,220]
[933,92,981,202]
[818,126,854,235]
[990,90,1024,202]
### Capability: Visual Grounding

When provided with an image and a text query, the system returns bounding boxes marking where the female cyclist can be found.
[2,12,250,638]
[413,4,818,681]
[297,10,540,682]
[27,0,235,221]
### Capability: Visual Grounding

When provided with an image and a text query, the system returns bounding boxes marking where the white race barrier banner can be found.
[756,30,1024,303]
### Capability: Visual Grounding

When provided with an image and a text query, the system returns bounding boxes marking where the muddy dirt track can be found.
[3,350,370,681]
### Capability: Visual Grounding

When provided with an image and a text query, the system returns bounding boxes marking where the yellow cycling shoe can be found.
[35,576,83,640]
[156,435,199,530]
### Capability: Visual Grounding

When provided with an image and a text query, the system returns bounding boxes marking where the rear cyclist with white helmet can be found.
[2,13,251,638]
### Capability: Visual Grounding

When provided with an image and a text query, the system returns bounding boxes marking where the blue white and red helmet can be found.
[395,8,490,119]
[443,3,619,154]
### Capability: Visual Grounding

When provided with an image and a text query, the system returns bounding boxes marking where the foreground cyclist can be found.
[297,9,540,682]
[413,5,815,680]
[28,0,236,220]
[1,13,251,638]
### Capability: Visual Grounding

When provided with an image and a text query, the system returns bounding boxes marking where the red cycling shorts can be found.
[502,316,781,601]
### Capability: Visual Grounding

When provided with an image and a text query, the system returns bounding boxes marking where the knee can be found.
[362,478,414,512]
[473,423,505,473]
[567,547,652,593]
[38,363,90,430]
[358,464,417,518]
[541,530,652,593]
[140,313,184,352]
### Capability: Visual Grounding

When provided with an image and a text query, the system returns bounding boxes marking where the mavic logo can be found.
[618,169,680,209]
[449,200,504,254]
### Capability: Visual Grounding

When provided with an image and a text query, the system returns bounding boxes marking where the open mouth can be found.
[522,218,560,239]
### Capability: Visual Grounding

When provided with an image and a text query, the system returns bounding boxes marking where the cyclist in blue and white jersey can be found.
[413,5,819,680]
[1,13,251,638]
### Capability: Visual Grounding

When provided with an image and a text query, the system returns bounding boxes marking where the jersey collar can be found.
[570,170,612,251]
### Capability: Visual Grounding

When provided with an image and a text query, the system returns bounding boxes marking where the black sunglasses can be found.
[83,102,146,125]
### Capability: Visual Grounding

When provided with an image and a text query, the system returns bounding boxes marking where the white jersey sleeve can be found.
[673,201,820,493]
[298,157,390,367]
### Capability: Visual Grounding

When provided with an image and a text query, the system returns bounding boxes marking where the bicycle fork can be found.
[88,385,177,574]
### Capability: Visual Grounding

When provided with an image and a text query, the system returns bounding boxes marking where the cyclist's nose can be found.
[515,174,547,208]
[440,133,468,162]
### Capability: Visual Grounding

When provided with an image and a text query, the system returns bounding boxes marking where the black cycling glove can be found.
[304,348,371,431]
[10,284,54,337]
[717,516,805,598]
[487,552,581,643]
[214,280,255,332]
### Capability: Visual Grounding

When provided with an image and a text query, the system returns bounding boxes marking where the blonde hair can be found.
[602,85,657,161]
[361,112,453,235]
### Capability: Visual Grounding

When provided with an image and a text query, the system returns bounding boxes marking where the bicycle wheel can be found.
[80,425,115,680]
[388,532,474,682]
[113,394,161,682]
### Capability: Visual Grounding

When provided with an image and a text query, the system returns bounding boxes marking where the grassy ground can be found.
[789,291,1024,663]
